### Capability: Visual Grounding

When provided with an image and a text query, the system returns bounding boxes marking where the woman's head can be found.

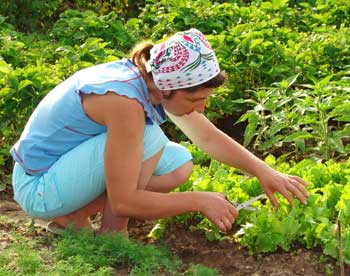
[131,28,226,89]
[130,29,227,115]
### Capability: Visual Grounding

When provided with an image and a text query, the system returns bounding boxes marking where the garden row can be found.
[151,149,350,266]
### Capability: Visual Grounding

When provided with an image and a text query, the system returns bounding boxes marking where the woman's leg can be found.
[99,162,193,234]
[146,161,193,193]
[54,152,192,232]
[52,131,192,233]
[53,160,193,232]
[99,142,193,234]
[53,146,168,231]
[98,147,164,233]
[53,193,106,230]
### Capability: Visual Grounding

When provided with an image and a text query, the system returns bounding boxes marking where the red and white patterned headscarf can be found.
[145,29,220,91]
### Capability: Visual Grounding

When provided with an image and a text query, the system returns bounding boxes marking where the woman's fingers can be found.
[289,175,308,187]
[214,216,230,232]
[221,217,232,232]
[281,188,294,205]
[228,202,238,218]
[272,175,309,205]
[289,177,310,198]
[203,193,238,232]
[266,191,278,208]
[216,220,226,232]
[286,179,308,204]
[219,203,237,232]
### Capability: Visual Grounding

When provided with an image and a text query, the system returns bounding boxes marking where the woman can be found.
[10,29,308,234]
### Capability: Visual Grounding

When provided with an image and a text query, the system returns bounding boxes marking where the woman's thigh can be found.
[13,133,108,219]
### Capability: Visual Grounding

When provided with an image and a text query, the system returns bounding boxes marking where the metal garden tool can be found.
[226,193,267,211]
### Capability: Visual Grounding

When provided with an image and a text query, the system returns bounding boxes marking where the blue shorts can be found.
[12,124,192,219]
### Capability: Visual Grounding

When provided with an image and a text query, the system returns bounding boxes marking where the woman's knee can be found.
[147,160,193,193]
[172,160,193,185]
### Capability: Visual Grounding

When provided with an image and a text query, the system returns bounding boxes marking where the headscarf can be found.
[145,28,220,91]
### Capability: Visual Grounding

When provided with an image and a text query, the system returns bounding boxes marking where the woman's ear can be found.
[162,90,175,100]
[163,90,171,97]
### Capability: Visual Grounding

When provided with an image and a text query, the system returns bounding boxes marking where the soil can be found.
[1,198,349,276]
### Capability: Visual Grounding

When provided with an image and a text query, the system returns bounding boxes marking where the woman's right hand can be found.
[199,192,238,232]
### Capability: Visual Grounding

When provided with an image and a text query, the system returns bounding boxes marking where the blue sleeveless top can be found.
[10,58,167,176]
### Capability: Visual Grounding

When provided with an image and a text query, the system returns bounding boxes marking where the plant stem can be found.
[337,213,345,276]
[319,107,329,160]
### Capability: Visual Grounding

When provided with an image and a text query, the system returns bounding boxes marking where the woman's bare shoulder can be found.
[81,92,144,126]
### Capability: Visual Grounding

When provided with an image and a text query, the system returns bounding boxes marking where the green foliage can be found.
[236,74,350,159]
[140,0,350,37]
[73,0,145,19]
[0,223,218,275]
[0,61,58,135]
[133,0,350,158]
[239,207,302,252]
[0,0,63,32]
[51,10,138,53]
[54,256,113,276]
[181,141,210,165]
[0,0,145,33]
[164,155,350,264]
[137,0,241,40]
[185,264,220,276]
[0,60,60,181]
[1,1,350,270]
[0,233,48,275]
[55,230,182,274]
[54,38,120,78]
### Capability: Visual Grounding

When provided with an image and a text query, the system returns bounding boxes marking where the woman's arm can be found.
[92,93,237,231]
[167,111,309,207]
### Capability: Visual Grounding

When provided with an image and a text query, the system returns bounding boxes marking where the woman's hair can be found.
[130,41,154,78]
[130,41,227,95]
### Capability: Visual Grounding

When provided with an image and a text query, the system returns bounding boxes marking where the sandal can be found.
[46,221,65,235]
[46,221,96,235]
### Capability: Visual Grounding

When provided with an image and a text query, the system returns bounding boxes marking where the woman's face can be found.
[161,88,213,116]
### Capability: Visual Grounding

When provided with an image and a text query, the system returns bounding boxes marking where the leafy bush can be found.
[0,0,63,32]
[51,9,138,53]
[236,74,350,159]
[72,0,145,19]
[54,38,120,78]
[0,60,59,180]
[1,0,350,182]
[0,0,146,33]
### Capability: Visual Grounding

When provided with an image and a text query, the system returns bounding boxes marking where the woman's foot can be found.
[52,213,92,231]
[98,215,129,237]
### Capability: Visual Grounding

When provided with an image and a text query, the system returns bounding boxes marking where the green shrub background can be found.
[1,0,349,188]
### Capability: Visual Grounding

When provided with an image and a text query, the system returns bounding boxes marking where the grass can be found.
[0,215,220,276]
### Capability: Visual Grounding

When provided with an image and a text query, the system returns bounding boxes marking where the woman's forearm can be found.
[199,127,272,178]
[110,188,238,233]
[111,190,202,219]
[167,111,271,179]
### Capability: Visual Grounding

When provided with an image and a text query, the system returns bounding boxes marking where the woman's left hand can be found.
[257,166,309,208]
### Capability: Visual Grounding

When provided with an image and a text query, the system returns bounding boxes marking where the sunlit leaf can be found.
[18,80,33,92]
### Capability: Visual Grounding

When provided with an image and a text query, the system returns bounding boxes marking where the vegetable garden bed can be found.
[1,198,349,276]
